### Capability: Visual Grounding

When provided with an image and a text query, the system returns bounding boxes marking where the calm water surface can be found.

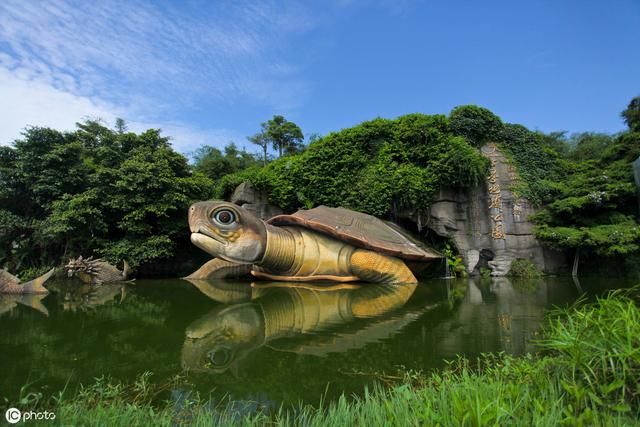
[0,276,627,409]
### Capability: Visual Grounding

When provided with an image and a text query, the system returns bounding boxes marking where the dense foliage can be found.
[448,105,503,147]
[507,259,542,278]
[192,142,258,181]
[0,120,213,274]
[2,98,639,276]
[530,115,640,267]
[496,124,568,205]
[217,113,490,217]
[621,96,640,132]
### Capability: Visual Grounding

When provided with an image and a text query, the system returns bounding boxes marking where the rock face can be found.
[230,145,565,276]
[230,182,283,220]
[424,144,564,276]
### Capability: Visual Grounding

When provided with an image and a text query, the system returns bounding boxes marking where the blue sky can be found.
[0,0,638,154]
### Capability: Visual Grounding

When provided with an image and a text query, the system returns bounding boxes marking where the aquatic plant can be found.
[443,243,467,278]
[507,259,542,279]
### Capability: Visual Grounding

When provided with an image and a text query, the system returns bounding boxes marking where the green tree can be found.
[248,132,269,166]
[532,129,640,276]
[192,142,258,180]
[449,105,503,147]
[115,118,128,134]
[247,115,304,163]
[621,96,640,131]
[265,115,304,158]
[223,143,258,173]
[98,130,213,268]
[0,121,213,274]
[567,132,615,162]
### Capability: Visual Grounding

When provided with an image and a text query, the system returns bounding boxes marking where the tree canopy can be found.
[449,105,503,147]
[217,113,489,217]
[192,142,258,181]
[485,99,638,275]
[249,115,304,163]
[532,129,640,259]
[0,120,213,274]
[621,96,640,132]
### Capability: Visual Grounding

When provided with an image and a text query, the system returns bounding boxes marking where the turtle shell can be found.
[267,206,441,262]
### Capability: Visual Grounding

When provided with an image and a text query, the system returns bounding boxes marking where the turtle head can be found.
[181,303,265,374]
[188,201,267,264]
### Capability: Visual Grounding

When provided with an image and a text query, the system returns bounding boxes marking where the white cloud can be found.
[0,65,243,153]
[0,0,315,151]
[0,0,312,110]
[0,65,119,144]
[0,0,313,153]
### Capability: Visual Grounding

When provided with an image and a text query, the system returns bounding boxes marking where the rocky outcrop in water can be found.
[423,144,564,275]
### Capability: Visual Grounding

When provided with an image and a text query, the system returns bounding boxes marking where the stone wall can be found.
[425,143,564,276]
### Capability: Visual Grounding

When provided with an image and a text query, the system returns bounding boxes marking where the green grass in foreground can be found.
[14,288,640,426]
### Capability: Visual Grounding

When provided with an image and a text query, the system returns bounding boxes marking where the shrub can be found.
[448,105,503,147]
[507,259,541,278]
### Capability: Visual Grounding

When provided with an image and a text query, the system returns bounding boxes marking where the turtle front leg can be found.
[349,249,417,284]
[185,258,253,280]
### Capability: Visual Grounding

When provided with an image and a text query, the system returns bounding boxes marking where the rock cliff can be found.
[424,143,564,275]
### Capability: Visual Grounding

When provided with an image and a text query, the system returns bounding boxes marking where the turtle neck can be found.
[259,224,297,273]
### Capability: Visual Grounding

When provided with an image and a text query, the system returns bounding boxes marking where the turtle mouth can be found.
[191,232,227,257]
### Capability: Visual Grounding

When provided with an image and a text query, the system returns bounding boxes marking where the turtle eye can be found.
[208,347,232,367]
[212,209,236,226]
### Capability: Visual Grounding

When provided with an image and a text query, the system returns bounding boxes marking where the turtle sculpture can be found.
[65,256,131,285]
[0,268,55,294]
[187,201,441,284]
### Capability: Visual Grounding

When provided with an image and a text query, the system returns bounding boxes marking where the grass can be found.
[10,288,640,426]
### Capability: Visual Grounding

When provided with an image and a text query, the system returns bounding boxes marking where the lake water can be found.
[0,276,627,410]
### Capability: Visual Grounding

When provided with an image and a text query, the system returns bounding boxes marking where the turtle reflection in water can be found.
[181,281,417,373]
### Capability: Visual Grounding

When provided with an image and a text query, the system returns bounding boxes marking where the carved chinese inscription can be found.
[483,143,506,240]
